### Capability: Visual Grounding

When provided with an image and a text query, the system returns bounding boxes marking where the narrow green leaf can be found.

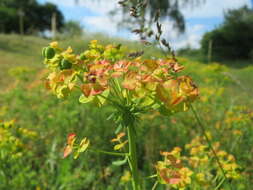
[115,124,123,134]
[114,140,128,150]
[73,151,80,159]
[78,138,90,153]
[79,94,94,104]
[97,89,110,105]
[112,156,128,166]
[107,113,115,121]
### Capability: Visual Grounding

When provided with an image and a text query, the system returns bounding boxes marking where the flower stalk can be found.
[190,104,232,190]
[127,123,141,190]
[43,40,200,190]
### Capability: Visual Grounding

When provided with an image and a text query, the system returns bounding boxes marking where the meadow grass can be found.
[0,34,252,189]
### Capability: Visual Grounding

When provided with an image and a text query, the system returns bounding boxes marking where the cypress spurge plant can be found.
[41,40,199,189]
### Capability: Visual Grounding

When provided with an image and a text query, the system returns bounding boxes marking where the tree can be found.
[62,21,83,37]
[75,0,205,37]
[0,0,64,34]
[0,6,16,33]
[116,0,197,33]
[201,6,253,60]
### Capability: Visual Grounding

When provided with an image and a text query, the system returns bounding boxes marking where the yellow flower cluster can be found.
[0,120,37,160]
[156,147,193,189]
[42,40,199,115]
[156,136,241,189]
[186,136,241,184]
[225,106,252,128]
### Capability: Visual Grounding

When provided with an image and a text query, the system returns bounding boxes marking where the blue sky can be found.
[38,0,251,49]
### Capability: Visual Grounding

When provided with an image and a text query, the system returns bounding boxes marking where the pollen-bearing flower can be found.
[42,40,198,115]
[156,148,193,189]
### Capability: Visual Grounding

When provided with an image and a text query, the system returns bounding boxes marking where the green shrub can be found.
[201,6,253,60]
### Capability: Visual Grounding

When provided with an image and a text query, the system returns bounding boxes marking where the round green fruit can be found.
[60,59,72,70]
[42,47,47,58]
[79,54,86,60]
[45,47,55,59]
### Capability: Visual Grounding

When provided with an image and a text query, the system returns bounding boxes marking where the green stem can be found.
[151,181,158,190]
[89,149,128,157]
[145,174,157,179]
[214,177,226,190]
[98,94,124,110]
[190,104,232,190]
[127,124,141,190]
[77,74,84,83]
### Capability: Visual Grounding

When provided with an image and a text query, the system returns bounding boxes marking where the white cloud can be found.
[82,16,118,35]
[173,33,202,49]
[167,24,205,49]
[44,0,251,49]
[191,24,205,32]
[155,19,205,49]
[77,0,118,15]
[169,0,251,49]
[182,0,250,18]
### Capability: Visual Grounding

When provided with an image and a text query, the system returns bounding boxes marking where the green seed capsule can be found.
[60,59,72,70]
[42,47,47,58]
[45,47,55,59]
[79,54,86,60]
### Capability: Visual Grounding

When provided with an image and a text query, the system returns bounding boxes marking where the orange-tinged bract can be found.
[63,133,76,158]
[63,133,90,159]
[43,40,198,115]
[156,140,241,189]
[156,148,193,189]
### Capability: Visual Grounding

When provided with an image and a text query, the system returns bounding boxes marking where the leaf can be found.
[81,84,92,97]
[73,151,80,159]
[117,132,126,139]
[97,89,110,105]
[114,140,128,150]
[112,156,128,166]
[106,113,115,121]
[63,145,72,158]
[139,96,154,107]
[79,94,94,104]
[111,132,126,142]
[3,120,15,128]
[67,133,76,145]
[120,170,131,183]
[50,41,58,48]
[56,85,70,99]
[169,178,181,185]
[158,105,173,117]
[78,138,90,153]
[115,124,123,134]
[92,96,101,107]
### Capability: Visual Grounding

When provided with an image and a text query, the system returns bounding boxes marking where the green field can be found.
[0,34,253,190]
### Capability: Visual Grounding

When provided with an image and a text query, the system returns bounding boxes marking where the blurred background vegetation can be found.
[201,6,253,61]
[0,0,253,190]
[0,0,64,34]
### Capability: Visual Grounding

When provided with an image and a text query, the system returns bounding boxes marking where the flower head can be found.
[42,40,199,115]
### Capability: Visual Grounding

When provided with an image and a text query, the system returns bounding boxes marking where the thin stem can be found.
[77,74,84,83]
[158,42,168,58]
[214,177,226,190]
[151,181,158,190]
[127,155,133,171]
[212,173,219,184]
[190,104,232,190]
[145,174,157,179]
[110,78,126,105]
[127,124,141,190]
[89,149,128,157]
[98,94,124,110]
